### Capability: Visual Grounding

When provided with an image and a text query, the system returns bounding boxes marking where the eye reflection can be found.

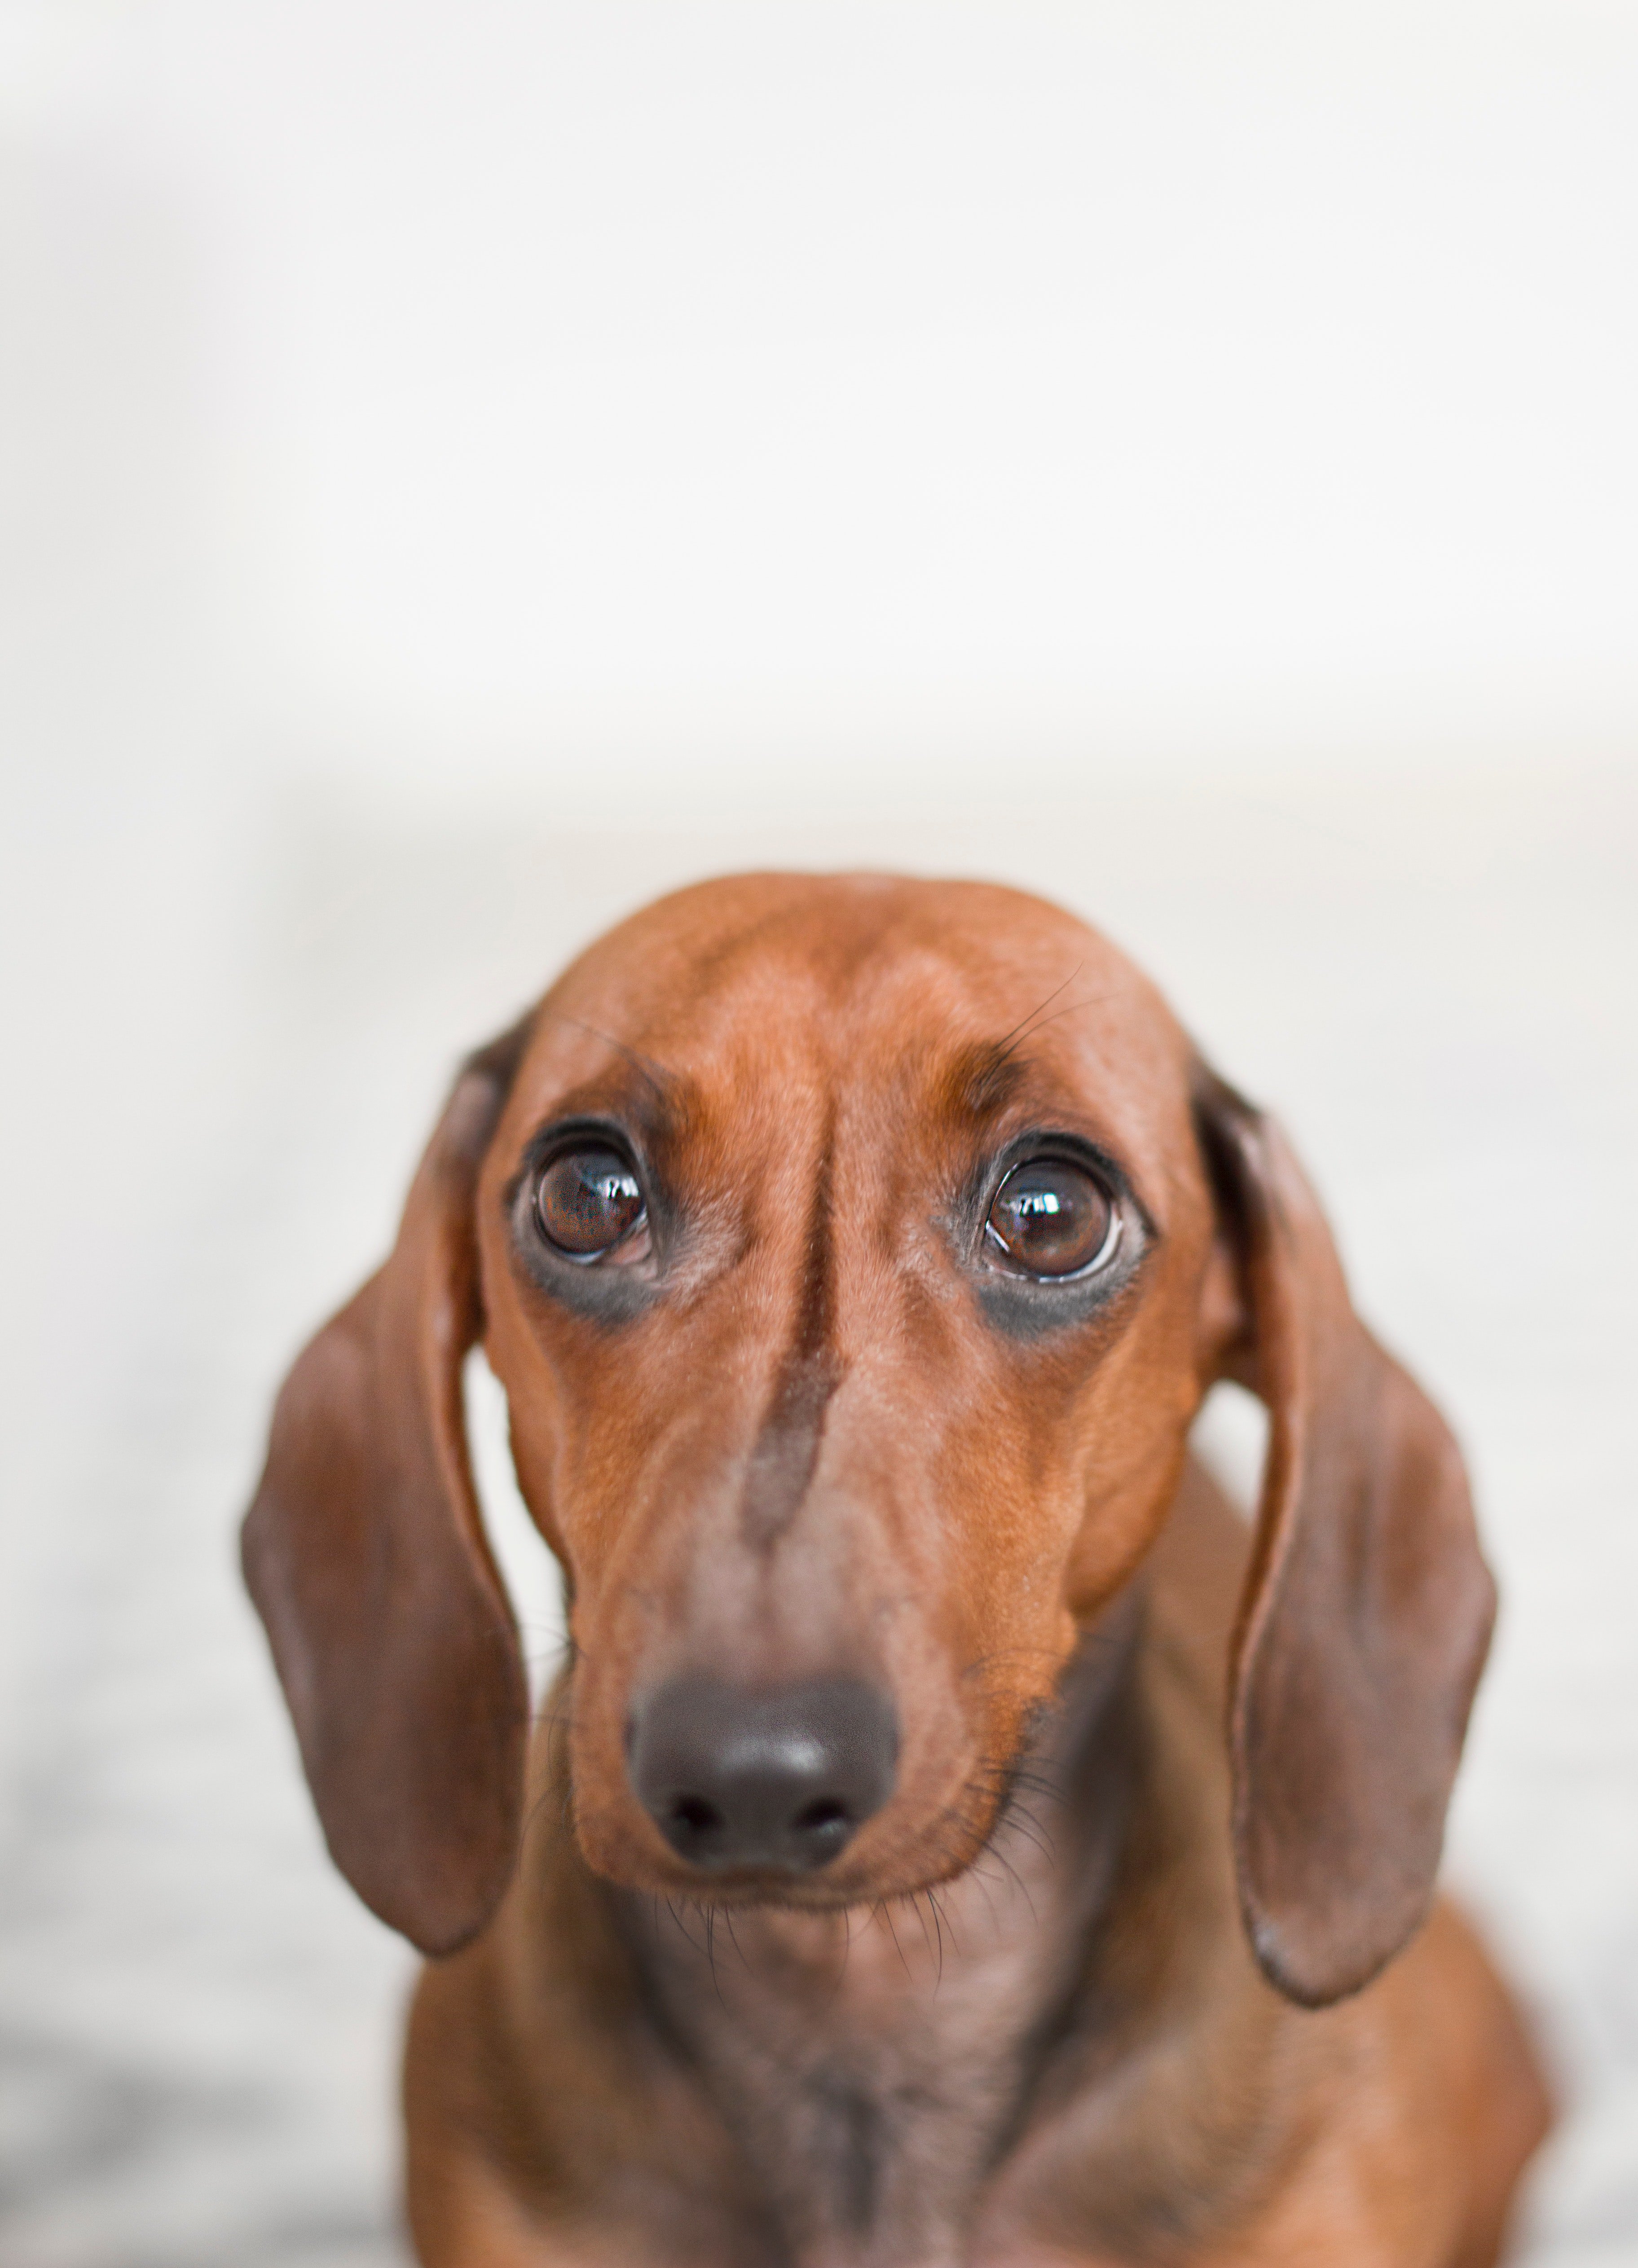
[986,1157,1117,1279]
[535,1146,649,1262]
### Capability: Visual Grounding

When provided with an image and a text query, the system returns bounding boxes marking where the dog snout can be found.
[627,1675,899,1873]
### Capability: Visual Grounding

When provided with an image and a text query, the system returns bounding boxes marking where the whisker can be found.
[967,1856,1003,1935]
[876,1899,912,1978]
[998,1802,1057,1865]
[991,967,1082,1062]
[1004,993,1108,1052]
[704,1903,723,2003]
[925,1888,954,1979]
[978,1836,1038,1926]
[547,1012,678,1109]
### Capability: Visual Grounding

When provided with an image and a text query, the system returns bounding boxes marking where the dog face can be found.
[244,873,1493,2007]
[478,875,1224,1906]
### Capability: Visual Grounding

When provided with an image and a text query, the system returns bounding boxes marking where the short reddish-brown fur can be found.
[244,874,1551,2266]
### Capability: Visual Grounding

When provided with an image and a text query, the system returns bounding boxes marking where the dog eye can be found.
[535,1146,648,1261]
[985,1158,1118,1278]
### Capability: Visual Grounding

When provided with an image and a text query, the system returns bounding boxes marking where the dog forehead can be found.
[540,871,1176,1055]
[498,874,1197,1187]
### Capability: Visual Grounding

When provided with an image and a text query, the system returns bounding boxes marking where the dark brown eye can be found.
[534,1146,647,1260]
[986,1157,1117,1278]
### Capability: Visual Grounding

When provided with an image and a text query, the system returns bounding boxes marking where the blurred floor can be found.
[0,757,1632,2263]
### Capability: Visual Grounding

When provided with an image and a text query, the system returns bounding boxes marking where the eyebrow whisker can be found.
[548,1013,678,1108]
[991,965,1083,1064]
[1001,992,1110,1052]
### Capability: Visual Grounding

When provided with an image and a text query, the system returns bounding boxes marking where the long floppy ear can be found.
[1193,1068,1496,2007]
[242,1023,532,1956]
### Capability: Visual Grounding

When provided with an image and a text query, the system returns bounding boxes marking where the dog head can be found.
[243,874,1493,2006]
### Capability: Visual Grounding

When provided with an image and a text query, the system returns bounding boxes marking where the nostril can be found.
[670,1796,723,1836]
[792,1797,848,1834]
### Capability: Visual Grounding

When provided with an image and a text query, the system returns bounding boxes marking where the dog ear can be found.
[1193,1068,1495,2007]
[242,1023,533,1957]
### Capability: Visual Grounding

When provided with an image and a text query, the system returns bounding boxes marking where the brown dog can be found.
[243,874,1550,2267]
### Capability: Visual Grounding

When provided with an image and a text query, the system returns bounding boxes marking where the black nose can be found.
[627,1675,898,1873]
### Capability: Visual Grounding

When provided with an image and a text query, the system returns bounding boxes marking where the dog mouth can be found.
[601,1789,1006,1912]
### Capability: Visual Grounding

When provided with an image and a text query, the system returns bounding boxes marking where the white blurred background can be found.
[1,4,1634,2261]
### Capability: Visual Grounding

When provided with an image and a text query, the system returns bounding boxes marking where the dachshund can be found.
[243,873,1550,2267]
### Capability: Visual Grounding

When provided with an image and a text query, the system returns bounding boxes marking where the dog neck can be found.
[607,1604,1153,2268]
